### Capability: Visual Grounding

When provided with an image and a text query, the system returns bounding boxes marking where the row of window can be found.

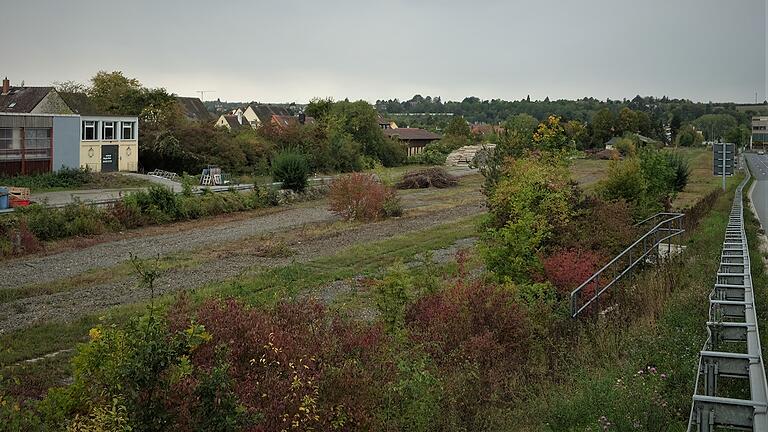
[0,128,52,150]
[82,120,135,141]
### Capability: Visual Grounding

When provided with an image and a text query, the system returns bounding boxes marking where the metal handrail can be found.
[687,165,768,431]
[569,212,685,317]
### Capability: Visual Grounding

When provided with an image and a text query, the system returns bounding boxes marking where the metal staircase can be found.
[687,168,768,431]
[569,212,685,318]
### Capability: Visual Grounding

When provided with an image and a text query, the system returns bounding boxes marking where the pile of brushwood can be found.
[396,167,458,189]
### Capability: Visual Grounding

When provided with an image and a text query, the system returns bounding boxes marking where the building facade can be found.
[752,116,768,148]
[0,113,80,176]
[78,115,139,172]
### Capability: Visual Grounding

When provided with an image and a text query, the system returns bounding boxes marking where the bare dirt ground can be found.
[0,177,485,333]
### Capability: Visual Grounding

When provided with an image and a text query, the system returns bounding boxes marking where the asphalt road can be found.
[745,153,768,227]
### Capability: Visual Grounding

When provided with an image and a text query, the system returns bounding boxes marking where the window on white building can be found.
[102,121,116,140]
[25,128,51,149]
[83,121,98,140]
[121,121,135,140]
[0,129,11,150]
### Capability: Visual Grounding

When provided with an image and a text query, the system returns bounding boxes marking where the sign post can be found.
[713,143,735,191]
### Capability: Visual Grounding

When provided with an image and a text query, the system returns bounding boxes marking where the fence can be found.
[687,168,768,431]
[569,212,685,318]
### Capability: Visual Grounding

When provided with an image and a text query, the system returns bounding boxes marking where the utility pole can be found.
[197,90,215,101]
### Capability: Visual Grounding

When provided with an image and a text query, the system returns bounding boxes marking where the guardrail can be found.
[687,167,768,431]
[569,212,685,318]
[0,177,333,214]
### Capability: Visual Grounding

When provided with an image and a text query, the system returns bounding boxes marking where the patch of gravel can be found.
[0,206,335,289]
[0,203,484,333]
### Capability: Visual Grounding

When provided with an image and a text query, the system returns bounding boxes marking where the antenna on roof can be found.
[197,90,215,101]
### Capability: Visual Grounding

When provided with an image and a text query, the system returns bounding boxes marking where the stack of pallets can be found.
[8,187,30,207]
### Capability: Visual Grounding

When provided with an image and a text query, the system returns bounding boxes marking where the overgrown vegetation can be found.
[0,184,307,257]
[328,172,402,221]
[0,168,150,193]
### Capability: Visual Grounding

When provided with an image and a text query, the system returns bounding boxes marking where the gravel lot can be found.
[0,206,334,289]
[0,202,484,332]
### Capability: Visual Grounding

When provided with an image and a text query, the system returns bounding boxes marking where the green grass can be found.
[506,174,754,430]
[0,215,481,399]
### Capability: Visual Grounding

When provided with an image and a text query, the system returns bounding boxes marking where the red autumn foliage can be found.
[555,196,638,257]
[328,172,396,221]
[165,298,390,431]
[12,220,41,255]
[542,248,605,297]
[405,278,530,376]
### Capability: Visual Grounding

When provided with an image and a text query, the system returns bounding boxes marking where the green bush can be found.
[665,152,691,192]
[481,155,574,282]
[0,167,94,191]
[271,150,310,192]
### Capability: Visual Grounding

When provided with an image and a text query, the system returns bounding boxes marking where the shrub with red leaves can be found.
[12,220,41,255]
[404,279,531,427]
[542,248,605,297]
[328,172,398,221]
[165,298,390,431]
[406,279,530,381]
[555,196,639,257]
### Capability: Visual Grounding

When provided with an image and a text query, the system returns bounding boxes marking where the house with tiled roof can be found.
[215,112,250,131]
[176,97,212,123]
[383,127,442,156]
[243,103,291,128]
[0,80,72,115]
[270,113,315,129]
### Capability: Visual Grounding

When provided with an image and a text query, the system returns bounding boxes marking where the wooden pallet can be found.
[8,187,30,201]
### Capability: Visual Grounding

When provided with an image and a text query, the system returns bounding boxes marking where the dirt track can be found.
[0,178,485,333]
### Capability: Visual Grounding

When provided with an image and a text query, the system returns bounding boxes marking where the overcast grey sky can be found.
[2,0,766,103]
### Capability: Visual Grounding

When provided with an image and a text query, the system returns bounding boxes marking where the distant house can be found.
[377,115,398,130]
[471,123,503,136]
[243,104,291,128]
[270,113,315,129]
[604,133,658,149]
[176,97,212,123]
[215,112,250,131]
[383,128,441,156]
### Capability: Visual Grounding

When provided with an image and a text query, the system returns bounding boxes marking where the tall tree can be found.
[590,109,617,147]
[444,116,472,138]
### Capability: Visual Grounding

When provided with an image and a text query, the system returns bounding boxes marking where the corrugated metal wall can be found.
[0,115,54,128]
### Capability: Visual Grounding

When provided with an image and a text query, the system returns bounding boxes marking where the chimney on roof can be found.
[2,77,8,95]
[237,111,243,125]
[298,113,306,125]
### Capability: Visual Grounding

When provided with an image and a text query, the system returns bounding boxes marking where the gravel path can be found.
[0,202,484,332]
[0,206,334,289]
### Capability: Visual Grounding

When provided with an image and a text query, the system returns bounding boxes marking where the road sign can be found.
[713,143,735,176]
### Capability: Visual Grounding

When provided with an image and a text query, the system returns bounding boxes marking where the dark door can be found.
[101,145,118,172]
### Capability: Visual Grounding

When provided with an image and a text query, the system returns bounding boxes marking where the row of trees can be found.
[379,94,758,148]
[63,72,409,176]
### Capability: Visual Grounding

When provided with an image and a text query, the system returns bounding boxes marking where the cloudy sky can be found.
[2,0,766,103]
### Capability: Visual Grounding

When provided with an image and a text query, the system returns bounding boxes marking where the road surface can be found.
[745,153,768,228]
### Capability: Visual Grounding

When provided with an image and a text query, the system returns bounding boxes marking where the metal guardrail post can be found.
[688,165,768,431]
